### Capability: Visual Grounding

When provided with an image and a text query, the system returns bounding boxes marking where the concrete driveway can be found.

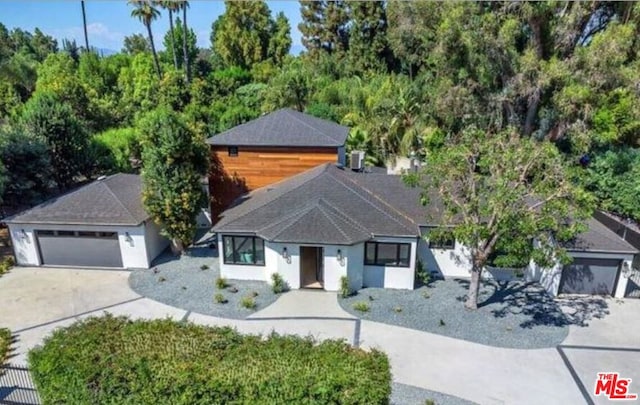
[1,267,639,405]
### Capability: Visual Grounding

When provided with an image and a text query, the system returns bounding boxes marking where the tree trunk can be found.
[171,238,185,255]
[182,4,190,83]
[81,0,89,51]
[147,23,162,79]
[465,264,482,310]
[168,9,178,69]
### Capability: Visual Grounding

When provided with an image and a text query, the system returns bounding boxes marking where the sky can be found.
[0,1,305,54]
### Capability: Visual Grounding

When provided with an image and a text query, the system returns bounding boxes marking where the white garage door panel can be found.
[560,258,620,295]
[37,233,123,268]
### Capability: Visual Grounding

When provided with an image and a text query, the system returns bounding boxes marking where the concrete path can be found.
[2,267,639,405]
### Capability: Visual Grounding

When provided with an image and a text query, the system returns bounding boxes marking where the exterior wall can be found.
[337,146,346,166]
[417,228,472,278]
[361,237,418,290]
[209,146,339,221]
[217,235,415,291]
[8,222,152,269]
[144,221,170,265]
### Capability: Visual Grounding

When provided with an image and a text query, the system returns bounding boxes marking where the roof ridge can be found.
[284,109,343,144]
[315,201,351,242]
[326,169,417,234]
[256,201,317,234]
[265,204,330,242]
[316,198,372,236]
[103,175,138,223]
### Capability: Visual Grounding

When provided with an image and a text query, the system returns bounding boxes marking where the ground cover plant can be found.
[29,315,391,404]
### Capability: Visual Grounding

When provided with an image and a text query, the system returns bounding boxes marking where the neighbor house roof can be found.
[562,217,638,254]
[5,174,149,226]
[206,108,349,147]
[213,164,425,244]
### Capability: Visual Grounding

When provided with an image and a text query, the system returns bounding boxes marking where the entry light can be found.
[337,249,343,262]
[282,247,289,259]
[20,229,30,242]
[125,232,134,246]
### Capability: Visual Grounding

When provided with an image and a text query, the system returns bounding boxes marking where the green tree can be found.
[406,127,593,310]
[21,93,89,190]
[122,33,150,54]
[268,12,292,66]
[139,107,207,253]
[129,0,162,79]
[158,0,180,69]
[299,0,349,59]
[117,52,160,122]
[347,1,391,75]
[178,0,191,82]
[263,58,311,112]
[162,17,197,72]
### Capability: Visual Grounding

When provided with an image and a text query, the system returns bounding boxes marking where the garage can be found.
[6,174,169,269]
[559,258,621,295]
[35,230,123,267]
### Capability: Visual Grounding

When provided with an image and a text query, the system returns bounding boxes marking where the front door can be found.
[300,246,323,288]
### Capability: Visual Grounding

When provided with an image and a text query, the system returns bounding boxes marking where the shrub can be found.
[200,264,209,270]
[339,275,351,298]
[92,127,140,173]
[158,276,166,282]
[415,260,431,286]
[0,328,11,364]
[0,256,14,276]
[353,302,370,312]
[214,293,228,304]
[241,296,257,310]
[28,316,391,404]
[215,277,228,290]
[271,273,286,294]
[393,307,402,313]
[439,319,446,327]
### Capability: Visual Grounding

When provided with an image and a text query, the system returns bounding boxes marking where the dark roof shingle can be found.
[562,217,638,254]
[6,174,149,226]
[206,108,349,147]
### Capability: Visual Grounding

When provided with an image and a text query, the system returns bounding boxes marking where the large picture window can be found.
[364,242,411,267]
[222,235,265,265]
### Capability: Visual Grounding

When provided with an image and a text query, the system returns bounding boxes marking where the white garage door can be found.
[559,258,621,295]
[36,230,123,268]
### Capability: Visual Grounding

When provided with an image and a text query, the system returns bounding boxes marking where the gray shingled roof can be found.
[5,174,149,226]
[563,217,638,254]
[213,164,421,244]
[206,108,349,147]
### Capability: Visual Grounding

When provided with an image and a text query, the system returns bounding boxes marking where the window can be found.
[96,232,117,238]
[78,231,97,237]
[57,230,75,237]
[428,236,455,249]
[36,230,55,236]
[222,235,265,265]
[364,242,411,267]
[228,146,238,157]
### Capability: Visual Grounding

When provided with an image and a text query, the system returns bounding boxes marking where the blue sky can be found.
[0,1,304,53]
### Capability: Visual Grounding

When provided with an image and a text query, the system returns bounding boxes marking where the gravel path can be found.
[391,383,478,405]
[339,279,570,349]
[129,235,280,320]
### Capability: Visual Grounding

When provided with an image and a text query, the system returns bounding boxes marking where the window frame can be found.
[428,237,455,250]
[364,241,411,268]
[228,146,239,157]
[222,235,265,266]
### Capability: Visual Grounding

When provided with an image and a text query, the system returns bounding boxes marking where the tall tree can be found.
[139,107,207,253]
[162,17,197,71]
[129,0,162,79]
[81,1,89,51]
[347,1,391,74]
[299,0,350,59]
[406,127,593,310]
[159,0,179,69]
[122,33,150,54]
[178,0,191,82]
[21,93,90,190]
[268,12,292,66]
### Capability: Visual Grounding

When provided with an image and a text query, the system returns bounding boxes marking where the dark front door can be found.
[300,246,323,288]
[559,258,621,295]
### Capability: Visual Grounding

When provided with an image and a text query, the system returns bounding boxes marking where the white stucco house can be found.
[214,163,638,298]
[6,174,168,269]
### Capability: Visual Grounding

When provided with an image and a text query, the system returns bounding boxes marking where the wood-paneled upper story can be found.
[209,146,342,221]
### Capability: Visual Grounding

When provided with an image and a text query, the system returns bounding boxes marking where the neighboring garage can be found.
[6,174,169,269]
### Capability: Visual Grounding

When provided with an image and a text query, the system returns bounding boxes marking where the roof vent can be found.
[350,151,365,171]
[97,175,107,181]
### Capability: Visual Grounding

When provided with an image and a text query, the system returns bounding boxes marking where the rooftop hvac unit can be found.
[350,151,365,171]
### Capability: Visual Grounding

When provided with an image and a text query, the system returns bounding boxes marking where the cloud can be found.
[52,22,126,50]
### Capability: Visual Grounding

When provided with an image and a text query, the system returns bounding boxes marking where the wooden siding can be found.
[209,146,338,221]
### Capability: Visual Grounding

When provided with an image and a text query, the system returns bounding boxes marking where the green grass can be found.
[28,315,391,404]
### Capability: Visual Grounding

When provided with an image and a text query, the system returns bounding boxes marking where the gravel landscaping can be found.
[129,233,281,319]
[339,278,570,349]
[391,383,478,405]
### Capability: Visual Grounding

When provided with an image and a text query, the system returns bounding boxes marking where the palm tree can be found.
[159,0,179,69]
[178,0,190,82]
[81,1,89,51]
[129,0,162,79]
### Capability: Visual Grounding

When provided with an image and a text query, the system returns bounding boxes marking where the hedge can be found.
[29,315,391,404]
[0,328,11,364]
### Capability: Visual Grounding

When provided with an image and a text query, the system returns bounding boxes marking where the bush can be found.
[28,315,392,403]
[215,277,228,290]
[200,264,209,270]
[0,256,14,276]
[92,127,140,173]
[241,296,257,310]
[339,275,351,298]
[353,302,370,312]
[214,293,227,304]
[271,273,286,294]
[0,328,11,364]
[414,260,431,286]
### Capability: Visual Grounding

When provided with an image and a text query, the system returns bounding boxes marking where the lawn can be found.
[29,315,391,404]
[339,278,571,349]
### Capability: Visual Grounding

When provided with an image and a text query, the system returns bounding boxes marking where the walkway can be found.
[2,267,639,404]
